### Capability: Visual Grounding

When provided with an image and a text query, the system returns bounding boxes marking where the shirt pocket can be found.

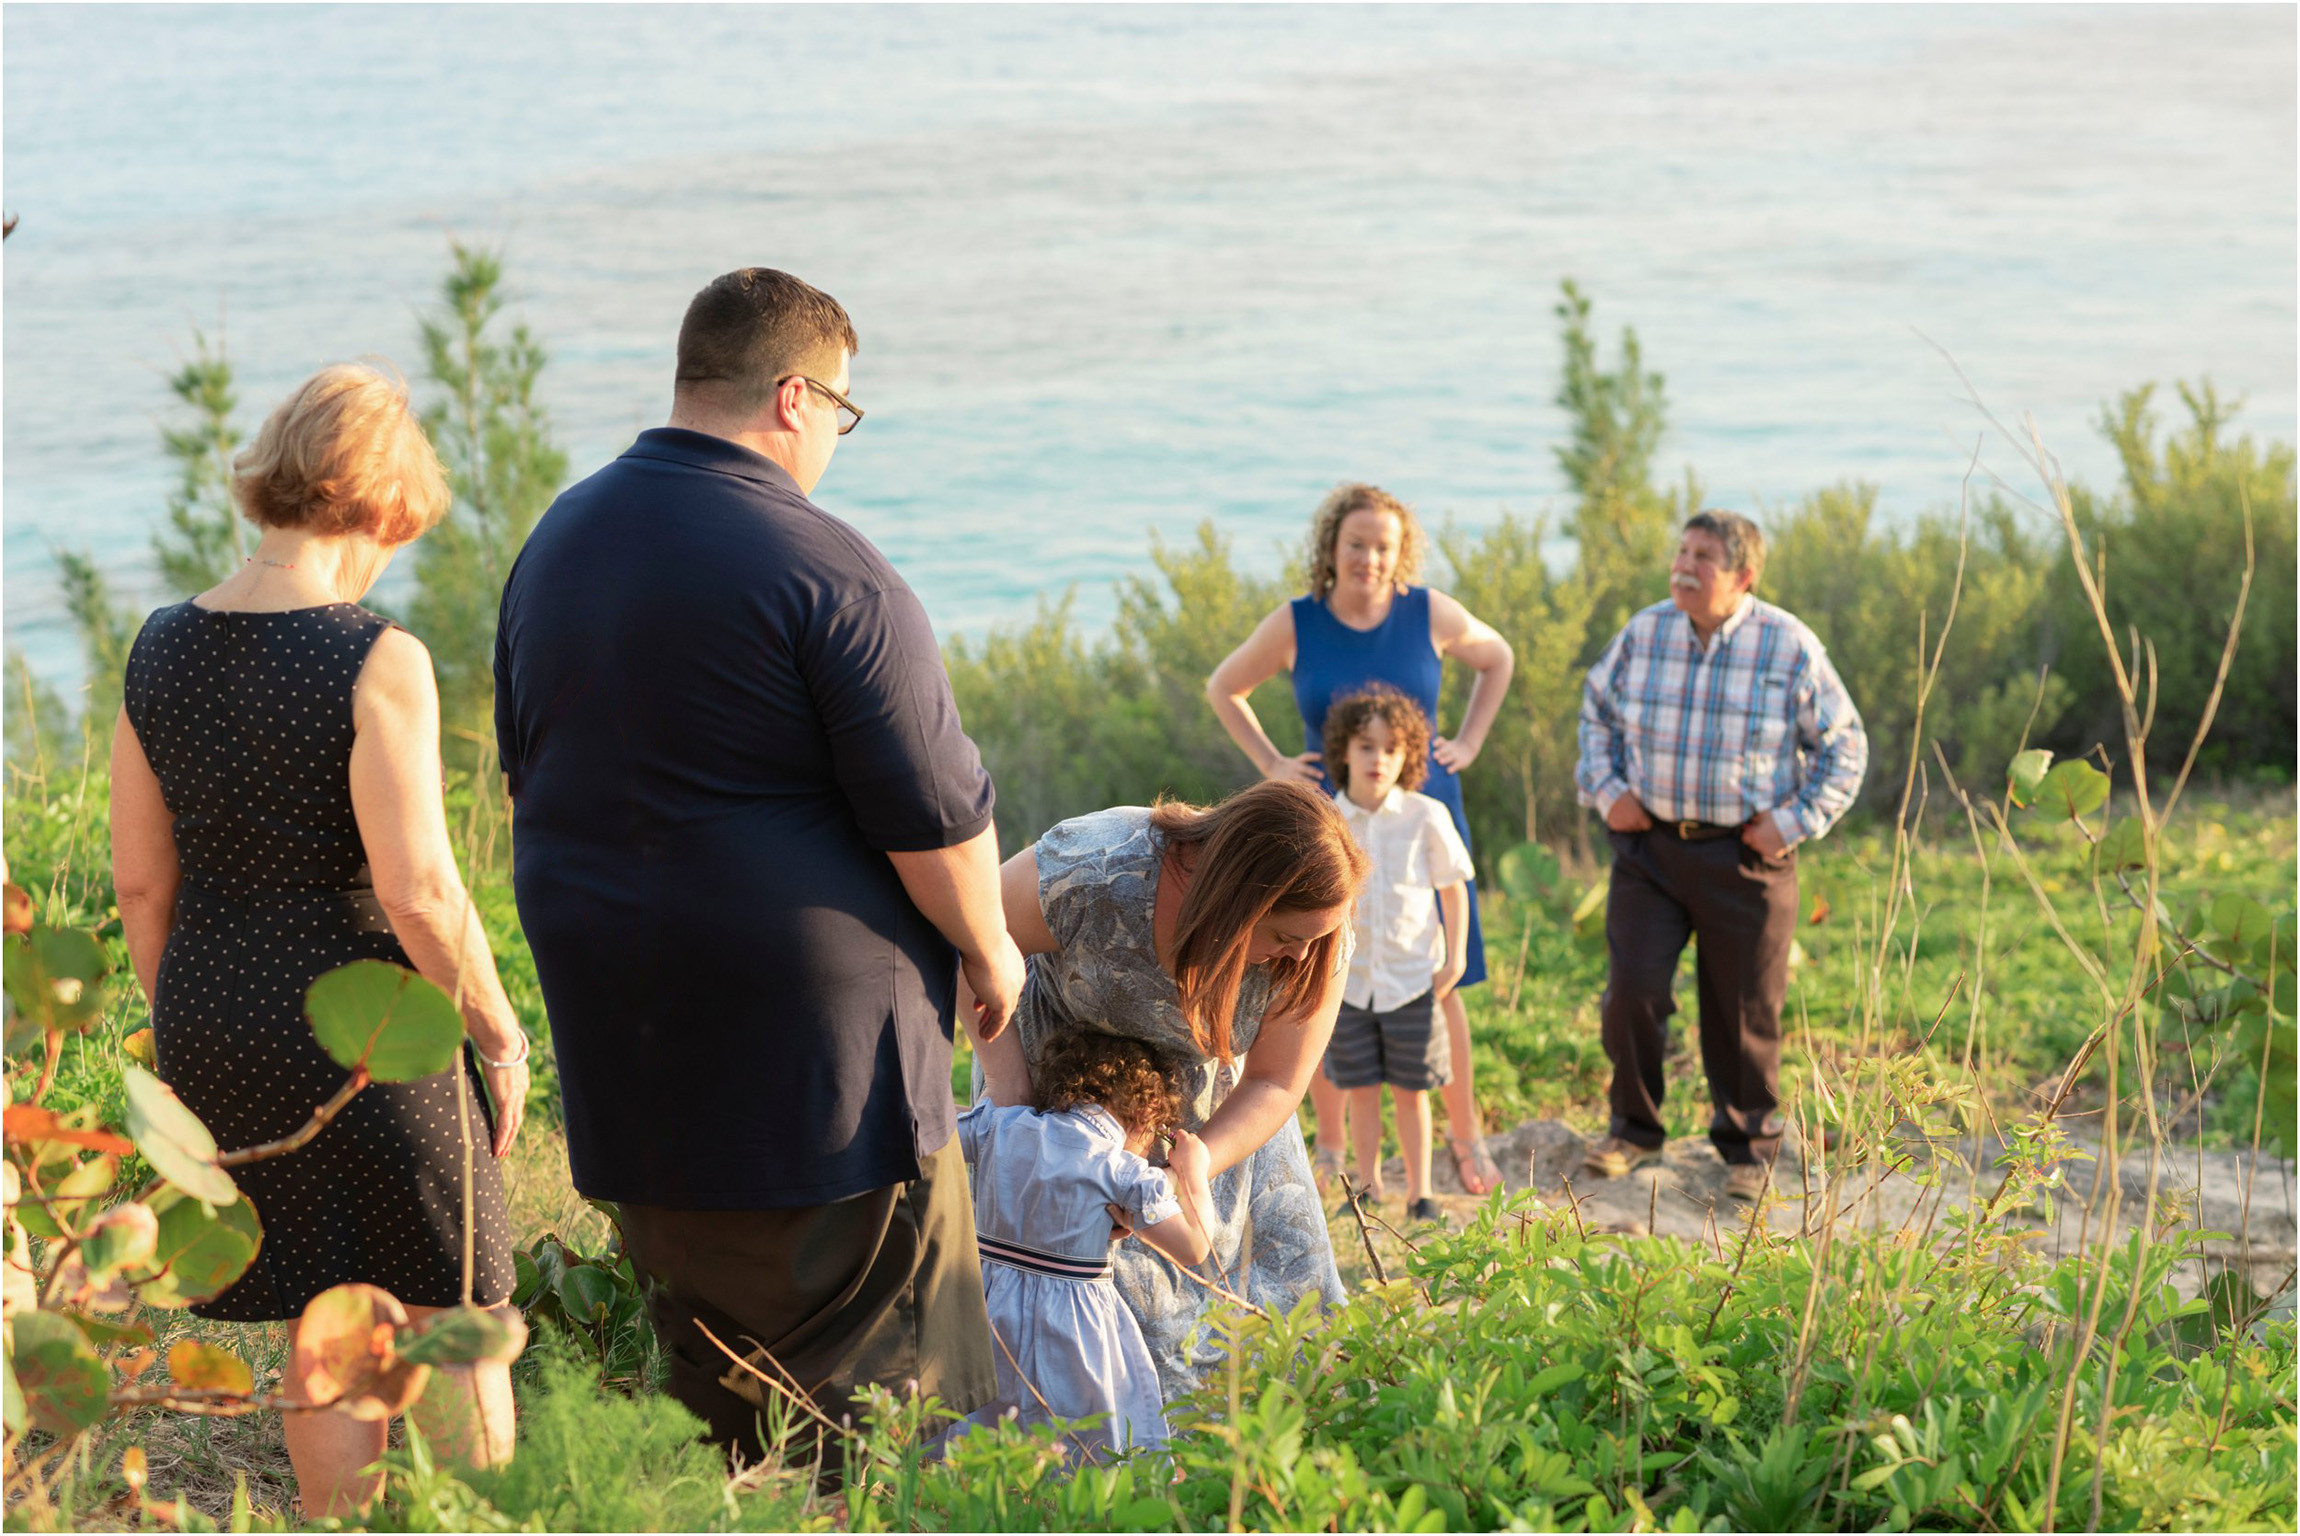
[1734,673,1795,775]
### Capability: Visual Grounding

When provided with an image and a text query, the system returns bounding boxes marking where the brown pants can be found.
[617,1136,995,1476]
[1599,827,1796,1165]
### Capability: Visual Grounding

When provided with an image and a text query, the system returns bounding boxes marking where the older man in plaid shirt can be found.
[1574,511,1867,1201]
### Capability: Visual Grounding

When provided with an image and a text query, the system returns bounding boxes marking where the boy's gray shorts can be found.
[1321,988,1449,1091]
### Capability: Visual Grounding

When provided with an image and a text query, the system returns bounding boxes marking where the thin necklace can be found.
[246,556,297,570]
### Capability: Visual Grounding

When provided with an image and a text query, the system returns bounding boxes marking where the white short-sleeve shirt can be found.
[1334,787,1476,1013]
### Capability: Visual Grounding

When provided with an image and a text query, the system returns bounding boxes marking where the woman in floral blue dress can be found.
[966,781,1366,1396]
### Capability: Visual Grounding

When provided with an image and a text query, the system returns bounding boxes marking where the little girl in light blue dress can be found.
[949,1033,1214,1461]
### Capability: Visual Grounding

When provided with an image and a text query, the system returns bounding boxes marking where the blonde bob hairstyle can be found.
[1302,482,1427,602]
[231,363,450,546]
[1148,780,1369,1063]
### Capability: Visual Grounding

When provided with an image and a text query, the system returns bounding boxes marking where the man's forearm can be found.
[887,824,1006,961]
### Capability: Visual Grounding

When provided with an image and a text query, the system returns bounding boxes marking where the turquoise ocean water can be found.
[5,3,2293,697]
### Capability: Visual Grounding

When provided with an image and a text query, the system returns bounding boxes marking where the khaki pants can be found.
[618,1136,995,1476]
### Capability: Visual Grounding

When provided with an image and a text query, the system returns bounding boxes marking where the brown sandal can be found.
[1449,1135,1502,1197]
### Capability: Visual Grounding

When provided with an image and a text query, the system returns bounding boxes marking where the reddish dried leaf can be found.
[3,1104,134,1156]
[2,882,31,937]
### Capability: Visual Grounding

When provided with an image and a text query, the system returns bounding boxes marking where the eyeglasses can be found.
[781,374,864,435]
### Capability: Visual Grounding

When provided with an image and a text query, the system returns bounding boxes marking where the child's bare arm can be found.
[1434,880,1469,999]
[1130,1130,1214,1266]
[1133,1208,1210,1267]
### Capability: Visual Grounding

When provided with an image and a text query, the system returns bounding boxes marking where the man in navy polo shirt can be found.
[495,268,1022,1466]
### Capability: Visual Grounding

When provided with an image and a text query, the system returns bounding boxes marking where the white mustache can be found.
[1670,574,1700,589]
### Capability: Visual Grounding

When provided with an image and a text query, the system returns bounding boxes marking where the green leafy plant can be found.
[3,892,519,1523]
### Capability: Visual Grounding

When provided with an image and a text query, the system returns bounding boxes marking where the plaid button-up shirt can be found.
[1575,596,1868,848]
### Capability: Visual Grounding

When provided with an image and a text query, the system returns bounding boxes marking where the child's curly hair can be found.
[1323,682,1431,795]
[1031,1031,1189,1144]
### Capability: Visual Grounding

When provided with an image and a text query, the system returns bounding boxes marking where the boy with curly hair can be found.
[1320,684,1475,1224]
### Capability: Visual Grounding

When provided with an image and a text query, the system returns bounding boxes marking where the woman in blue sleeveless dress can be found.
[1208,483,1515,1196]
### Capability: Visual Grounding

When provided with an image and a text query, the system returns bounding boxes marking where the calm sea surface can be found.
[5,3,2293,696]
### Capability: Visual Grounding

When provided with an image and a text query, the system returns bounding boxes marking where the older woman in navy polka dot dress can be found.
[110,363,529,1518]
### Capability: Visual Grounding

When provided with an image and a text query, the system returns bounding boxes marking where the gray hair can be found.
[1684,509,1766,584]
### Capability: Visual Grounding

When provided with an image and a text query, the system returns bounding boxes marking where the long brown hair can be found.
[1149,780,1368,1062]
[1303,482,1428,602]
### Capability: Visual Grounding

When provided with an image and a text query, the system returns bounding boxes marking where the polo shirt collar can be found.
[624,427,804,497]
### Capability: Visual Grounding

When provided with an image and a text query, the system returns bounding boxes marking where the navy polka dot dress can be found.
[123,601,514,1320]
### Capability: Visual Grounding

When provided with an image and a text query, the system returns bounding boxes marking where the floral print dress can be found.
[995,807,1348,1398]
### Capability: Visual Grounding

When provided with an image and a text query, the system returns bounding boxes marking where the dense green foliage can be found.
[944,287,2295,863]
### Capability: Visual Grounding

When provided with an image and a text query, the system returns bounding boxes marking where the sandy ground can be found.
[1325,1117,2298,1312]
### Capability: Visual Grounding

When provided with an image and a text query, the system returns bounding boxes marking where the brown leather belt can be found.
[1655,819,1740,843]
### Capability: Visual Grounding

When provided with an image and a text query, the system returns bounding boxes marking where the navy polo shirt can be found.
[494,429,994,1208]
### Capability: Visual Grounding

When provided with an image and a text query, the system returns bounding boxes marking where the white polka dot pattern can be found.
[122,601,515,1320]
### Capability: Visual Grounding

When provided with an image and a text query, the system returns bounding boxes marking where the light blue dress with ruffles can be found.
[952,1101,1180,1456]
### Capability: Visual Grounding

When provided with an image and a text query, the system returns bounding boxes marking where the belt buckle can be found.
[1678,819,1702,840]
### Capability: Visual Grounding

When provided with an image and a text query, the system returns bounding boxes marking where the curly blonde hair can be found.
[1303,482,1427,601]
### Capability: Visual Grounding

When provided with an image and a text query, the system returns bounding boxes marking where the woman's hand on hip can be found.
[1431,734,1479,773]
[1261,750,1324,785]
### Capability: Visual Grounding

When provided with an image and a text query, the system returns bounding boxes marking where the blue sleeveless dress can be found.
[1289,586,1488,989]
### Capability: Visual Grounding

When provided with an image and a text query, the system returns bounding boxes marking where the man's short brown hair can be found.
[1323,682,1432,796]
[1685,509,1766,584]
[674,269,859,417]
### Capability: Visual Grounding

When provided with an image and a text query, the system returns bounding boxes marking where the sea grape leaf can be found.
[397,1304,527,1368]
[2006,749,2054,808]
[167,1340,254,1396]
[127,1183,262,1309]
[1498,842,1561,903]
[78,1203,161,1278]
[286,1283,429,1419]
[122,1027,157,1068]
[4,1103,135,1169]
[511,1249,543,1308]
[2032,760,2109,820]
[2,924,110,1034]
[66,1314,155,1350]
[557,1264,618,1327]
[8,1309,111,1438]
[2209,894,2275,951]
[122,1065,239,1207]
[2097,816,2147,873]
[16,1151,119,1239]
[304,960,463,1084]
[1571,877,1610,942]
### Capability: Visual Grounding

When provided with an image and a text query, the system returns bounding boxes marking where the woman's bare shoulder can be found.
[354,626,438,716]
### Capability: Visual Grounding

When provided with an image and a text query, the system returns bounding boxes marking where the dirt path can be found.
[1331,1118,2298,1310]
